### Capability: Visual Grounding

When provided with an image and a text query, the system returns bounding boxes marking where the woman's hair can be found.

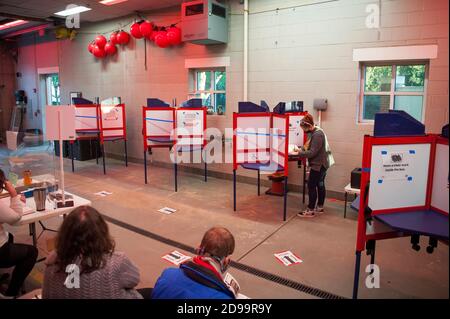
[55,206,115,274]
[300,113,314,128]
[199,227,235,259]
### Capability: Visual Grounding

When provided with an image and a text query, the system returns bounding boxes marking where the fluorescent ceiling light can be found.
[54,5,91,17]
[99,0,128,5]
[0,20,28,31]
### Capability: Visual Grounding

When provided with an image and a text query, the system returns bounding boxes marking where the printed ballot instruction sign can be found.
[274,251,303,266]
[162,250,191,266]
[379,150,413,181]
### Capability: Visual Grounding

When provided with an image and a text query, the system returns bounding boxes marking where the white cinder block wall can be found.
[14,0,449,196]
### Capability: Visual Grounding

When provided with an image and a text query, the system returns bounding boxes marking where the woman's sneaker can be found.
[297,208,316,218]
[315,206,324,214]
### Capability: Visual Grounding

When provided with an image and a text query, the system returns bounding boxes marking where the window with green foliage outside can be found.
[190,69,226,115]
[360,64,427,123]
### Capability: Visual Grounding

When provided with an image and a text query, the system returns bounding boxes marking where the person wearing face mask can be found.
[152,227,236,299]
[296,114,334,218]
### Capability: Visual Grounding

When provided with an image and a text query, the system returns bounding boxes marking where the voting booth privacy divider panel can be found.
[234,113,271,169]
[430,137,449,215]
[353,134,449,298]
[99,104,127,141]
[75,104,100,132]
[175,108,207,148]
[142,106,176,149]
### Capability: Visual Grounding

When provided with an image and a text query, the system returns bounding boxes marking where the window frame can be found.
[358,60,429,124]
[189,68,226,115]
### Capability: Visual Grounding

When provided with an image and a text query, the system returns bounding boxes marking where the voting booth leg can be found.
[144,150,148,184]
[70,143,75,173]
[102,144,106,175]
[96,139,100,165]
[257,170,261,196]
[233,170,237,211]
[174,163,178,192]
[352,251,362,299]
[283,176,288,221]
[302,165,306,204]
[124,140,128,167]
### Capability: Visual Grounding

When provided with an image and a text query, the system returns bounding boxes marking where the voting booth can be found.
[71,102,128,174]
[232,102,308,221]
[352,112,449,299]
[142,98,207,191]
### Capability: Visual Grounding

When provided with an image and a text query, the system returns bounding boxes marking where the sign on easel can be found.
[45,106,76,141]
[45,105,76,205]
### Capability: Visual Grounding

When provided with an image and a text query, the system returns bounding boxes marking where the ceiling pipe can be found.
[0,23,53,39]
[0,12,52,23]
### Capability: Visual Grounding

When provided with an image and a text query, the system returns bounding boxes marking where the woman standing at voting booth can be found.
[296,114,334,217]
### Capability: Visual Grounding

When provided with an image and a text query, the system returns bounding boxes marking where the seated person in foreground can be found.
[152,227,236,299]
[0,169,38,299]
[42,206,145,299]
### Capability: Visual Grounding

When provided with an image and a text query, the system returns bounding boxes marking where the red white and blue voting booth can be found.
[232,102,308,221]
[352,111,449,298]
[71,102,128,174]
[142,98,207,191]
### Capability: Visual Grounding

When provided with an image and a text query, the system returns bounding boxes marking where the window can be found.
[189,69,226,115]
[359,63,427,123]
[46,74,60,105]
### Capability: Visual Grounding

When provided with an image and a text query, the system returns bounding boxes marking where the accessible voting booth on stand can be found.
[232,102,308,221]
[71,98,128,174]
[352,111,449,299]
[142,98,207,191]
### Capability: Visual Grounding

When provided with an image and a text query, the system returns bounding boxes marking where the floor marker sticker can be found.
[162,250,191,266]
[274,251,303,266]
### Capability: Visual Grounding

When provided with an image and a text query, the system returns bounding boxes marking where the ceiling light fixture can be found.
[0,20,28,31]
[54,5,92,17]
[99,0,128,5]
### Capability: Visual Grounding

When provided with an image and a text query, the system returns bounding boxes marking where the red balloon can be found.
[95,35,107,49]
[130,23,143,39]
[166,27,182,45]
[92,45,106,58]
[116,31,130,45]
[140,21,153,39]
[154,31,169,48]
[104,42,117,55]
[110,32,118,45]
[88,42,95,53]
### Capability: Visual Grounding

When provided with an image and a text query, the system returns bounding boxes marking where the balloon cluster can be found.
[129,21,182,48]
[88,30,130,59]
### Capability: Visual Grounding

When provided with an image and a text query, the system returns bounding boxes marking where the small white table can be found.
[3,192,91,246]
[344,183,360,218]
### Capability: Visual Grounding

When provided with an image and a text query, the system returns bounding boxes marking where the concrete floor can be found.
[1,149,448,299]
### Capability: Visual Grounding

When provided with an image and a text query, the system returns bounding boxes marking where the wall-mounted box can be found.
[181,0,228,45]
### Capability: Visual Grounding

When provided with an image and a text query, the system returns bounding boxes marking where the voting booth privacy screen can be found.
[142,106,207,150]
[143,106,176,149]
[74,103,127,142]
[356,134,449,251]
[233,112,308,175]
[99,104,127,141]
